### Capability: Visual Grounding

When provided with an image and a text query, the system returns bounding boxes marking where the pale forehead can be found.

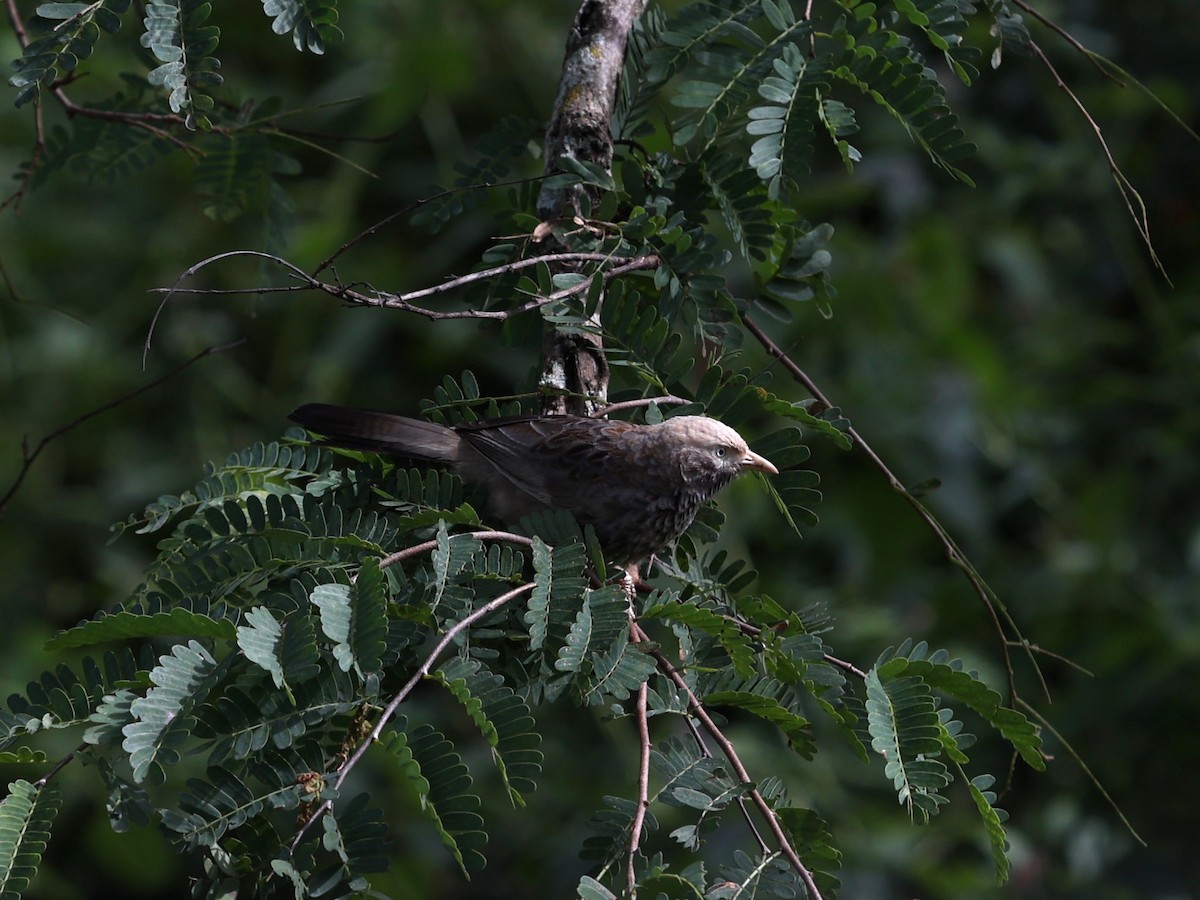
[660,415,746,446]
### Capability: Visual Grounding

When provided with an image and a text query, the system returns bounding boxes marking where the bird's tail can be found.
[289,403,459,460]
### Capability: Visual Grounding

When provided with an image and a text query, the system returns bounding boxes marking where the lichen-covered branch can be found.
[537,0,648,416]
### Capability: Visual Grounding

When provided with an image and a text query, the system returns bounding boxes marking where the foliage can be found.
[3,0,1194,898]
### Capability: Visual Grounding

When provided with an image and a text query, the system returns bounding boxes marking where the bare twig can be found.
[292,580,537,850]
[5,0,28,43]
[593,395,690,417]
[314,176,551,276]
[1010,0,1120,82]
[33,742,87,788]
[1022,39,1166,279]
[1,341,244,517]
[1015,697,1147,847]
[144,248,660,362]
[824,654,867,680]
[633,622,824,898]
[742,313,1047,705]
[627,678,652,897]
[378,530,536,570]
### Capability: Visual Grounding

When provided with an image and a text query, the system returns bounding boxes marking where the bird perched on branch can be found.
[289,403,778,566]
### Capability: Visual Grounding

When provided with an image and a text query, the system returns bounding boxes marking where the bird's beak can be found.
[742,450,778,476]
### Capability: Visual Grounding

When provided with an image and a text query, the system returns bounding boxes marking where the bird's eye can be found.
[714,447,727,458]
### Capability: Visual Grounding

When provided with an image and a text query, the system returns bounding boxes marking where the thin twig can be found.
[1015,696,1146,847]
[741,313,1047,705]
[145,249,661,361]
[378,530,535,570]
[4,0,28,42]
[594,395,690,417]
[677,691,770,853]
[1010,0,1120,82]
[1,340,244,517]
[291,581,536,850]
[52,89,198,152]
[314,175,551,276]
[33,742,87,788]
[1007,640,1094,677]
[824,654,867,680]
[1023,39,1165,279]
[627,679,652,898]
[633,622,823,898]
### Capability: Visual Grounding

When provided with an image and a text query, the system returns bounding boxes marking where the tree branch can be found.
[1022,38,1166,279]
[378,530,536,570]
[627,678,652,897]
[741,313,1048,706]
[537,0,648,417]
[633,622,824,898]
[292,581,537,850]
[145,248,660,361]
[1,340,244,518]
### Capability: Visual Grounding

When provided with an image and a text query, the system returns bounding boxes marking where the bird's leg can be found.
[620,564,639,618]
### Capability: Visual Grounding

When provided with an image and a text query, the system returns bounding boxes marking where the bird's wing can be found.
[454,417,566,506]
[456,416,626,509]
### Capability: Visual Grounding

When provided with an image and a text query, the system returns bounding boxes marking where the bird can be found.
[289,403,778,566]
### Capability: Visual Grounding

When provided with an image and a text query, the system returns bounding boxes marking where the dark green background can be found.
[1,1,1197,896]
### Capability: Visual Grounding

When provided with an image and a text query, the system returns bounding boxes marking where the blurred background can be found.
[1,1,1197,897]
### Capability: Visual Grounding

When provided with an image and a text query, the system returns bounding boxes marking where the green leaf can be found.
[875,641,1045,770]
[585,634,656,705]
[260,0,342,54]
[123,641,224,785]
[525,539,587,654]
[160,763,300,849]
[864,668,952,821]
[0,780,62,898]
[434,657,542,807]
[47,608,236,650]
[377,721,487,876]
[964,770,1011,883]
[139,0,223,129]
[310,559,387,678]
[556,587,629,679]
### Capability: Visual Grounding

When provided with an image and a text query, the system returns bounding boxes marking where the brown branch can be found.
[633,622,824,898]
[156,250,635,301]
[145,249,660,360]
[627,678,652,897]
[378,530,536,570]
[741,313,1049,705]
[824,654,867,681]
[292,580,537,851]
[5,0,28,43]
[51,88,199,153]
[0,340,244,518]
[593,395,690,417]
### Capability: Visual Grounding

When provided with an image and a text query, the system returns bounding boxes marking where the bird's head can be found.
[658,416,778,493]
